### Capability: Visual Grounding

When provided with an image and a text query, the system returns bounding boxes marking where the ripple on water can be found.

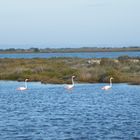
[0,81,140,139]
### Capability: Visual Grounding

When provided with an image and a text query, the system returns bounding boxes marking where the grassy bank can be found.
[0,56,140,84]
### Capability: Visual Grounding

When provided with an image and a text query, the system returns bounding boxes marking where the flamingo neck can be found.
[110,78,112,87]
[72,77,74,85]
[25,81,27,88]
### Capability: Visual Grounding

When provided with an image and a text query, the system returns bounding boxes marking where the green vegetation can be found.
[0,56,140,84]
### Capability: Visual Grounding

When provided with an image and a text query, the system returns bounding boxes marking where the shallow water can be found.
[0,51,140,59]
[0,81,140,140]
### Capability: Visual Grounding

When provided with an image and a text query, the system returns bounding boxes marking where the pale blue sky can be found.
[0,0,140,48]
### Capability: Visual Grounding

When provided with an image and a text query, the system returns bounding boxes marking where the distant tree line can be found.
[0,46,140,53]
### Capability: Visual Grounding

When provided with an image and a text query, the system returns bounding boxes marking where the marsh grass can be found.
[0,57,140,84]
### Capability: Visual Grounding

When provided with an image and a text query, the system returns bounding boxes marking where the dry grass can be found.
[0,57,140,84]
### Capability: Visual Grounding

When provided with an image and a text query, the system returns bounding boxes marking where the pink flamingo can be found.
[17,79,29,91]
[65,76,75,90]
[101,77,114,90]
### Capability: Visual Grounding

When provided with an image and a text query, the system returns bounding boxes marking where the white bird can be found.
[65,76,75,90]
[101,77,114,90]
[17,79,29,91]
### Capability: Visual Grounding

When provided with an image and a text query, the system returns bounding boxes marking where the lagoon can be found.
[0,51,140,59]
[0,81,140,139]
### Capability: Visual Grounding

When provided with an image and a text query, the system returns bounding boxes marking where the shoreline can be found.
[0,80,139,86]
[0,47,140,54]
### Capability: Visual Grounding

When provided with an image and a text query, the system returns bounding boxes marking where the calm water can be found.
[0,81,140,140]
[0,51,140,59]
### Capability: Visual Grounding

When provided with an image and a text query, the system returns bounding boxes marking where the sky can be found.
[0,0,140,48]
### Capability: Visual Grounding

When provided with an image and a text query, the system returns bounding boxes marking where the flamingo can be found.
[17,79,29,91]
[65,76,75,90]
[101,77,114,90]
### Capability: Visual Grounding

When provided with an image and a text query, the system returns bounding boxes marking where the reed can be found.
[0,56,139,84]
